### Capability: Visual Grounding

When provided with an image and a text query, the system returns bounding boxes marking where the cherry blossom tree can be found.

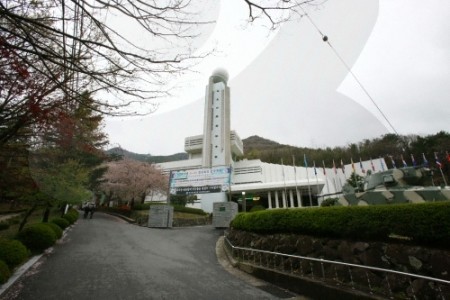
[100,158,168,207]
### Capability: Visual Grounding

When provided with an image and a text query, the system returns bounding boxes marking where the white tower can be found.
[202,68,231,168]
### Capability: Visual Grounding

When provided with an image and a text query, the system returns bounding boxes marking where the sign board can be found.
[169,166,231,195]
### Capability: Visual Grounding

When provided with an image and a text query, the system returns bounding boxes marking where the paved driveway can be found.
[0,213,295,300]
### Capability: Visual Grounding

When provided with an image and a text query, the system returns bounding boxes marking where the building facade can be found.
[155,69,381,213]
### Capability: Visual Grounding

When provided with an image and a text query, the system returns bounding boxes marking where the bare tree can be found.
[0,0,317,147]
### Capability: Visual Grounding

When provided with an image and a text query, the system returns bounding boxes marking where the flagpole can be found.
[293,155,302,207]
[313,161,320,204]
[304,154,312,207]
[322,160,330,195]
[435,152,448,186]
[281,158,288,208]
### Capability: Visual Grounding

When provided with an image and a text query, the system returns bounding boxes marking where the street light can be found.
[242,191,246,212]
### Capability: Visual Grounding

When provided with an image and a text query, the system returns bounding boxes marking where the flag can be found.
[401,155,407,168]
[435,152,442,169]
[359,158,365,173]
[313,161,317,175]
[390,156,396,169]
[303,154,308,167]
[340,159,345,174]
[322,160,326,175]
[411,154,417,166]
[333,160,337,174]
[422,153,429,167]
[351,158,355,172]
[379,157,385,171]
[370,158,375,171]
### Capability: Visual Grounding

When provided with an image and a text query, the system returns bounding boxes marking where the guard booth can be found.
[148,205,173,228]
[212,202,238,228]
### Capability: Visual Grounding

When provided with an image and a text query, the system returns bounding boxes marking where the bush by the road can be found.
[231,202,450,247]
[51,217,70,230]
[42,222,63,239]
[0,260,10,284]
[16,223,57,253]
[0,239,29,269]
[62,209,79,225]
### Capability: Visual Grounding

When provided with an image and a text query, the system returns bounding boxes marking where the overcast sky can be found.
[104,0,450,155]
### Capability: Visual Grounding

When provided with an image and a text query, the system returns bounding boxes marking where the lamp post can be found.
[242,191,246,212]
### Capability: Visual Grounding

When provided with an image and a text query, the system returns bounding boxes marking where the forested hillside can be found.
[241,132,450,171]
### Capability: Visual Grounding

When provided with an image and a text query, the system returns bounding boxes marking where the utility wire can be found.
[300,6,398,135]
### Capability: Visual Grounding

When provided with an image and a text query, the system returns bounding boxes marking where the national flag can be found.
[422,153,429,167]
[379,157,385,171]
[322,160,326,175]
[313,161,317,175]
[390,156,396,169]
[435,152,442,169]
[401,155,407,168]
[370,158,375,172]
[411,154,417,166]
[351,158,355,172]
[340,159,345,174]
[333,160,337,174]
[359,158,365,173]
[303,154,308,167]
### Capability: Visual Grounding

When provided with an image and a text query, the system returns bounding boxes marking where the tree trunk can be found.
[42,202,51,222]
[18,202,38,232]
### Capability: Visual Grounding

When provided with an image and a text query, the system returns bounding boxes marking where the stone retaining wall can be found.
[227,230,450,299]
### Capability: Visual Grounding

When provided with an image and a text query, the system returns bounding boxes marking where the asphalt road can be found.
[0,213,296,300]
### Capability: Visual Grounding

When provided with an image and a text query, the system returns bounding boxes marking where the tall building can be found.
[155,69,376,212]
[202,68,232,168]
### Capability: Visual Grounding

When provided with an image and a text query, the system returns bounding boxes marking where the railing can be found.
[224,235,450,299]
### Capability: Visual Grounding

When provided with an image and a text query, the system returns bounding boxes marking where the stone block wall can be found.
[227,230,450,299]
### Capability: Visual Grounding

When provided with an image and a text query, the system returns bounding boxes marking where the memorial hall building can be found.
[155,69,376,213]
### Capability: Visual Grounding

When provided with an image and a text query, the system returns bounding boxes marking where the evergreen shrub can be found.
[67,208,79,218]
[0,239,29,269]
[62,211,78,224]
[0,260,10,284]
[230,202,450,247]
[16,223,57,253]
[42,222,63,239]
[50,217,70,230]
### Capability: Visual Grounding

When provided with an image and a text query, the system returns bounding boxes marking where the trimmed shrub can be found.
[231,202,450,247]
[42,222,63,239]
[16,223,57,253]
[51,217,70,230]
[62,212,78,225]
[0,239,29,269]
[0,260,10,284]
[67,208,79,218]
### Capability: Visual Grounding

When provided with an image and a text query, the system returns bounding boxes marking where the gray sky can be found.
[105,0,450,155]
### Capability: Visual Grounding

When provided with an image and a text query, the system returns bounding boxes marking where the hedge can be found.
[0,239,29,269]
[230,202,450,247]
[51,217,70,230]
[16,223,57,253]
[42,222,63,239]
[0,260,10,284]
